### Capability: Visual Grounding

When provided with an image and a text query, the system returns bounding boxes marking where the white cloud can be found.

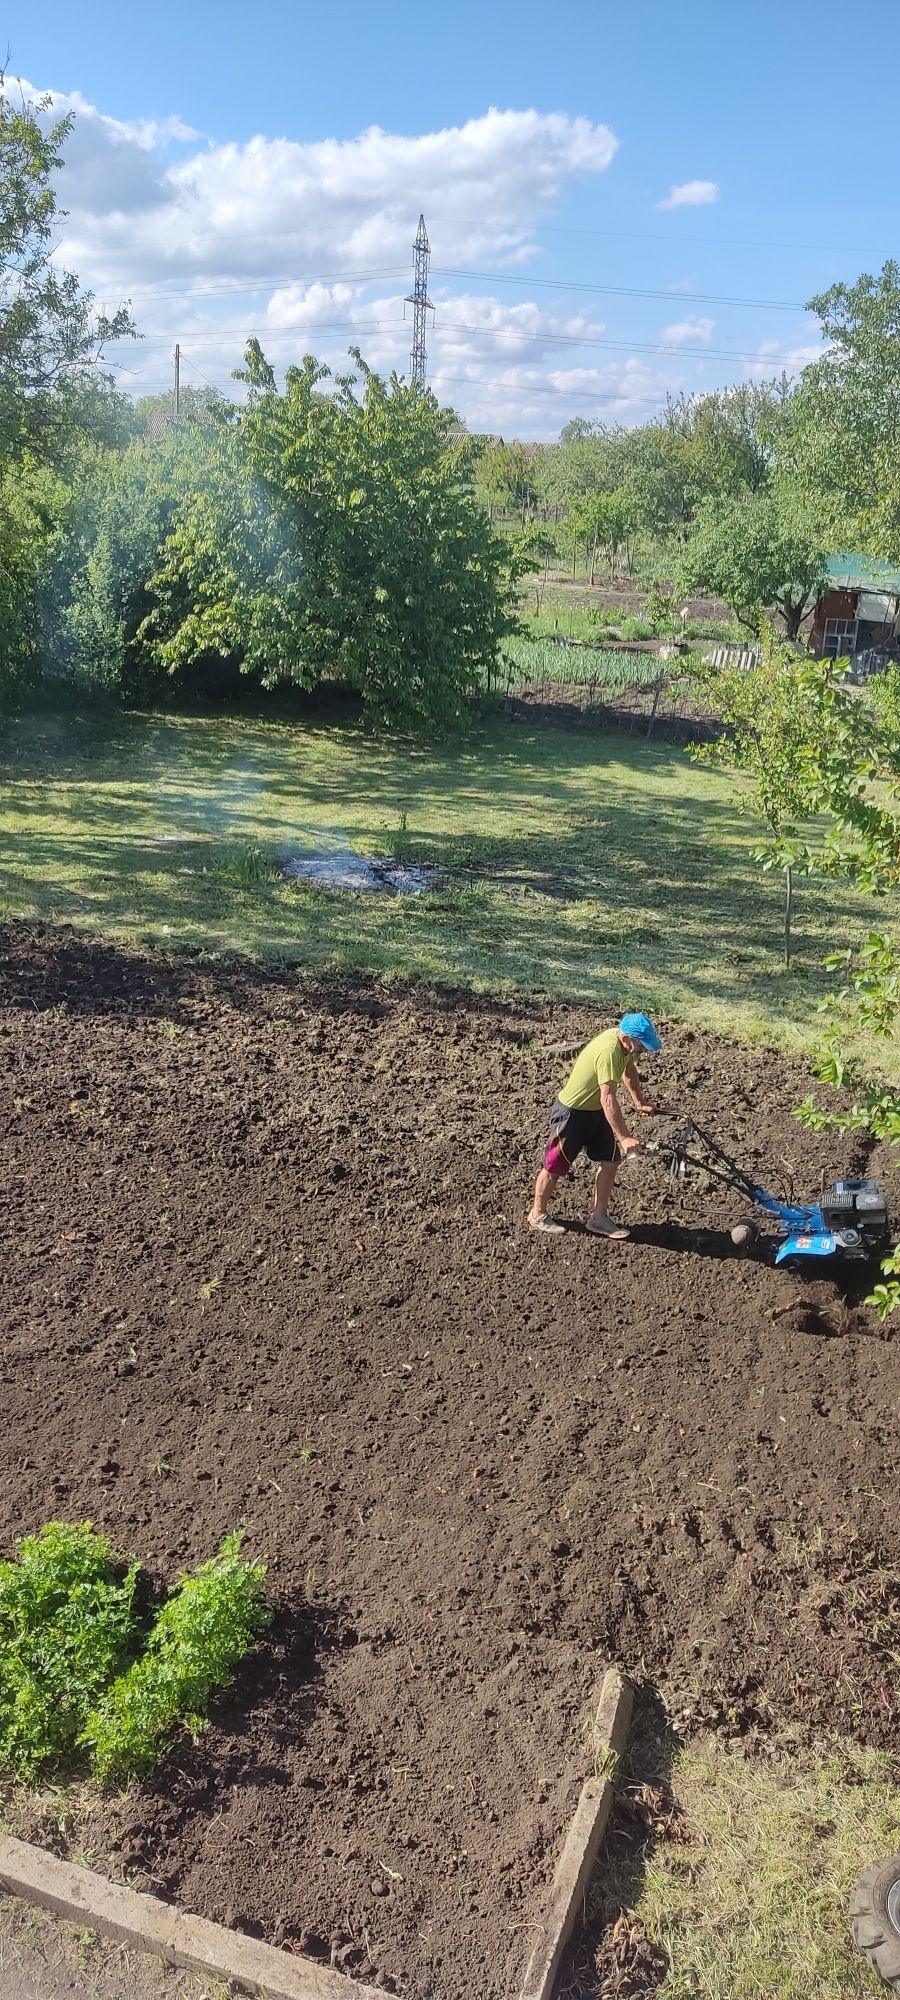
[657,179,719,211]
[1,74,755,436]
[744,332,823,380]
[661,316,715,346]
[7,78,618,289]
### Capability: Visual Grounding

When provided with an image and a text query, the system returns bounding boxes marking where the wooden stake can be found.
[519,1668,634,2000]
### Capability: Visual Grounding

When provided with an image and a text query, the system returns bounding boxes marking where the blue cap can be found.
[619,1011,662,1052]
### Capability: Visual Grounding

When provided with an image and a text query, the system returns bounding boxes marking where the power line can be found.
[122,315,801,369]
[432,267,805,311]
[97,264,807,315]
[117,264,409,304]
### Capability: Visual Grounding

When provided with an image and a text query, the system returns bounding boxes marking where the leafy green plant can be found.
[501,634,660,692]
[384,808,411,860]
[219,840,276,886]
[82,1533,270,1782]
[0,1524,269,1783]
[0,1524,139,1778]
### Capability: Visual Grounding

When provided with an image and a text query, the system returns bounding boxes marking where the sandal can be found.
[585,1213,630,1240]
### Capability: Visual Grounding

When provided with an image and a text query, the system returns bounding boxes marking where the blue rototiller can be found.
[655,1119,889,1268]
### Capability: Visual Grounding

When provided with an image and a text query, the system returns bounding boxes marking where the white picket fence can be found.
[705,644,762,671]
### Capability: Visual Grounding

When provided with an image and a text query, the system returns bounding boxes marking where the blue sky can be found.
[10,0,900,437]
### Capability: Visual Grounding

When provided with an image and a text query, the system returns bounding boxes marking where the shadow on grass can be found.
[0,704,891,1054]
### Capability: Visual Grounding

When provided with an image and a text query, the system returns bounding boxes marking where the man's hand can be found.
[636,1101,677,1116]
[618,1135,642,1156]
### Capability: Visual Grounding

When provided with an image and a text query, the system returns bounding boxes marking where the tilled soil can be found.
[1,926,898,2000]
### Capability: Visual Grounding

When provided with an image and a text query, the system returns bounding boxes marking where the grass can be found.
[604,1734,900,1999]
[0,702,895,1067]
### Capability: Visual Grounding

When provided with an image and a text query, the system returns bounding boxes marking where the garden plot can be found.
[1,927,899,2000]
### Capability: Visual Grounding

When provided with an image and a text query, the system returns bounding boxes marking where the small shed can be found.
[809,554,900,662]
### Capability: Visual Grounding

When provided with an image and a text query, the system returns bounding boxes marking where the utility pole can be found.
[173,343,180,422]
[405,215,432,385]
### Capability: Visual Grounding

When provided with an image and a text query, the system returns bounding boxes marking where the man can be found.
[528,1012,669,1240]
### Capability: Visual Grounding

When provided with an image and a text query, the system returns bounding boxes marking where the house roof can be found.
[824,553,900,594]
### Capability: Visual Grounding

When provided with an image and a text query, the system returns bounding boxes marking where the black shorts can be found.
[544,1099,616,1175]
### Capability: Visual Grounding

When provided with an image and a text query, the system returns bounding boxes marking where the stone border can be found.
[0,1832,384,2000]
[519,1667,634,2000]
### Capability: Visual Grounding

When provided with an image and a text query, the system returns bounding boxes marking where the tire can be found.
[850,1855,900,1989]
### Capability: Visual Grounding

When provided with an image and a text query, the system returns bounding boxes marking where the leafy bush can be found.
[0,1523,139,1777]
[82,1533,270,1782]
[0,1524,269,1783]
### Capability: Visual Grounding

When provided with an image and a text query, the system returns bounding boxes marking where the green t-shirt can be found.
[558,1027,628,1111]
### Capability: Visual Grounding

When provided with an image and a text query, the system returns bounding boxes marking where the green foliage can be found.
[645,585,677,637]
[0,82,134,471]
[46,430,188,697]
[568,486,634,582]
[786,665,900,1310]
[0,1522,268,1783]
[0,1523,139,1777]
[774,260,900,553]
[503,633,663,690]
[689,644,855,962]
[0,459,69,696]
[82,1533,270,1782]
[475,437,538,515]
[142,344,521,728]
[679,490,827,637]
[0,80,135,696]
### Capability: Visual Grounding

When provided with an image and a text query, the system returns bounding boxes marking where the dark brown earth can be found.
[1,926,899,2000]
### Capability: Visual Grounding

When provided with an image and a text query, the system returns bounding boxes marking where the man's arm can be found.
[623,1058,653,1112]
[623,1058,676,1117]
[600,1080,640,1152]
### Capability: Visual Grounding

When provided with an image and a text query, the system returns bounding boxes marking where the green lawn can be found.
[601,1733,900,2000]
[0,703,891,1062]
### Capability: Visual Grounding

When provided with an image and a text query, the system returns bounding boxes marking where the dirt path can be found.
[1,926,898,2000]
[0,1896,227,2000]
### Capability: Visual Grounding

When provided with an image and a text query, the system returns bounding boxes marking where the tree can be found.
[679,491,827,637]
[570,487,634,585]
[132,386,224,436]
[690,644,871,964]
[135,343,521,728]
[0,81,137,693]
[516,522,559,613]
[0,79,134,471]
[676,381,783,499]
[784,661,900,1316]
[773,261,900,553]
[475,438,535,522]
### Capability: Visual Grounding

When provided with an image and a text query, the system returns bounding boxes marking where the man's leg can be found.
[589,1158,618,1217]
[531,1164,560,1222]
[586,1154,629,1239]
[529,1130,570,1230]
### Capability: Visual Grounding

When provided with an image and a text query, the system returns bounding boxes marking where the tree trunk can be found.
[590,534,598,587]
[783,865,793,967]
[572,527,577,579]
